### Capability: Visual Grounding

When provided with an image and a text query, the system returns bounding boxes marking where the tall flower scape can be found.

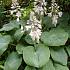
[47,0,63,27]
[25,0,47,43]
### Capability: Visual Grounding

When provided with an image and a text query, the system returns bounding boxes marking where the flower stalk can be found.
[10,0,24,32]
[47,0,63,27]
[25,0,47,43]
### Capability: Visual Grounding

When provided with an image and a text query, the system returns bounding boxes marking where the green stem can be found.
[34,42,37,51]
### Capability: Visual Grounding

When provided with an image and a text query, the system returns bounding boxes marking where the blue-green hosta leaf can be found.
[0,35,11,56]
[0,20,19,31]
[23,44,50,68]
[25,35,34,44]
[50,47,68,65]
[4,52,22,70]
[39,60,55,70]
[57,13,70,38]
[16,44,25,54]
[24,66,36,70]
[42,16,53,28]
[54,63,69,70]
[41,28,68,46]
[14,29,24,41]
[58,13,70,28]
[66,46,70,56]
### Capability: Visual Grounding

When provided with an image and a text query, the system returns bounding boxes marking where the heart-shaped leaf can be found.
[16,44,25,54]
[23,44,50,68]
[25,35,34,44]
[14,29,24,41]
[50,47,68,65]
[42,16,53,28]
[0,35,11,56]
[4,52,22,70]
[54,63,69,70]
[41,29,68,46]
[0,20,19,31]
[39,60,55,70]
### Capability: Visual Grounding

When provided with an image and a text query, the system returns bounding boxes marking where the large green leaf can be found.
[58,13,70,28]
[0,35,11,56]
[42,16,53,29]
[58,13,70,38]
[25,35,34,44]
[0,20,19,31]
[16,44,25,54]
[24,66,36,70]
[23,44,50,68]
[39,60,55,70]
[50,47,68,65]
[41,28,68,46]
[4,52,22,70]
[14,29,24,41]
[54,63,69,70]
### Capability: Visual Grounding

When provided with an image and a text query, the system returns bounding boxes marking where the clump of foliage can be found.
[0,0,70,70]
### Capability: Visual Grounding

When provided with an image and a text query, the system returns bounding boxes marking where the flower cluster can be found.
[25,11,42,43]
[34,0,47,15]
[10,0,21,22]
[25,0,47,43]
[10,0,25,33]
[47,0,63,27]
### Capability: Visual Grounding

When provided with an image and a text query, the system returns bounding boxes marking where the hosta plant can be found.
[0,0,70,70]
